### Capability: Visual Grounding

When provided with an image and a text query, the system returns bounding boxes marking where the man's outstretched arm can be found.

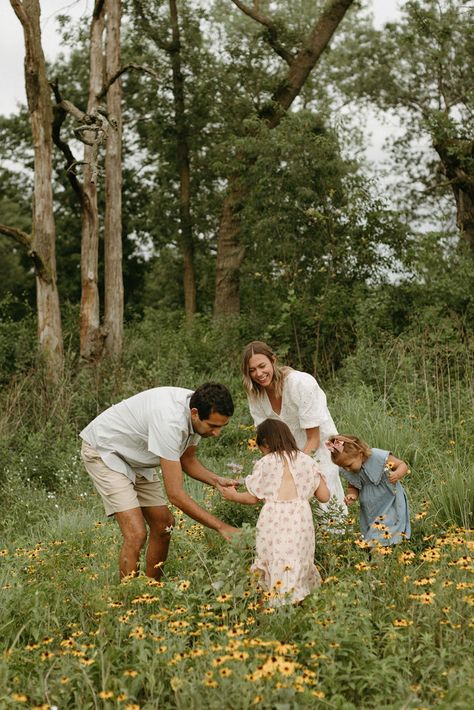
[161,457,238,540]
[180,446,237,488]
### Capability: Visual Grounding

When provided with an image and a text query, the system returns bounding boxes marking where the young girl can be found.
[325,435,410,546]
[222,419,330,605]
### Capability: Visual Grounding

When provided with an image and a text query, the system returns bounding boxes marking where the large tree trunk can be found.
[213,0,355,316]
[103,0,124,358]
[213,177,245,315]
[10,0,63,377]
[169,0,197,320]
[435,139,474,254]
[80,0,106,362]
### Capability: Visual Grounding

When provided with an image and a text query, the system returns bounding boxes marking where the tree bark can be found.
[80,0,106,362]
[169,0,197,320]
[213,177,245,316]
[434,139,474,254]
[213,0,355,316]
[10,0,64,377]
[103,0,124,358]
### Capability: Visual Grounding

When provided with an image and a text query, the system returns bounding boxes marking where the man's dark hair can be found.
[190,382,234,419]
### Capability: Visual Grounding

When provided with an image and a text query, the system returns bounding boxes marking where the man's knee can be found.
[159,510,175,536]
[149,509,175,536]
[123,525,148,550]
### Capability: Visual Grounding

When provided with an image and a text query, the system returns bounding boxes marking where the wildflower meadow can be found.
[1,380,473,710]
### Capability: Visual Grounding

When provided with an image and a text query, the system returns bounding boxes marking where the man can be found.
[80,382,238,580]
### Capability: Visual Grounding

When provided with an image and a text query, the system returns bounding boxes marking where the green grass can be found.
[0,313,473,710]
[0,393,473,710]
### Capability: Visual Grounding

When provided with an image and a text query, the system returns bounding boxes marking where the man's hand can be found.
[215,475,239,488]
[215,477,240,496]
[217,522,240,540]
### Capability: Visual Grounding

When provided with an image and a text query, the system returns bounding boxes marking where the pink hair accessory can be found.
[325,438,344,454]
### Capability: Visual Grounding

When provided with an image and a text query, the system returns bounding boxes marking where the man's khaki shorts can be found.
[81,440,168,516]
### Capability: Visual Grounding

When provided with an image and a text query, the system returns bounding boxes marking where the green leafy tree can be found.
[331,0,474,251]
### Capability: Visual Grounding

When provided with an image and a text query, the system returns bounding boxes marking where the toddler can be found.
[325,434,410,546]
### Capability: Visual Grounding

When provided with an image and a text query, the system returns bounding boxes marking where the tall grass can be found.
[0,313,473,707]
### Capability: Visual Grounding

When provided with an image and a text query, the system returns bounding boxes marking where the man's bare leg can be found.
[142,506,175,579]
[115,508,147,580]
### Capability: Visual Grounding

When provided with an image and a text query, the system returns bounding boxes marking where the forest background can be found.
[0,1,473,708]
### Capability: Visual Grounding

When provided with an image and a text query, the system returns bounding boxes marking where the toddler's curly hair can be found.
[326,434,372,464]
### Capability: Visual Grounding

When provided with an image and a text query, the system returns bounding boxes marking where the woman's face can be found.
[248,353,275,388]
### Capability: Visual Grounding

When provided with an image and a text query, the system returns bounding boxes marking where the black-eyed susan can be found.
[398,551,416,564]
[414,577,436,587]
[392,618,413,627]
[211,656,227,667]
[129,626,146,639]
[247,438,258,451]
[40,650,55,661]
[79,656,95,666]
[216,593,232,603]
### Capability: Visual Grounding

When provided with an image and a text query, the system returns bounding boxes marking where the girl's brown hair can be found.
[256,419,298,461]
[326,434,372,465]
[241,341,291,399]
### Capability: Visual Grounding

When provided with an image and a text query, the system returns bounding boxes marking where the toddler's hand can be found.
[220,485,238,501]
[388,471,402,483]
[344,494,357,505]
[216,475,239,488]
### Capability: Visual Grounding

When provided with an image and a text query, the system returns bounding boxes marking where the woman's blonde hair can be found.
[241,341,291,398]
[326,434,372,464]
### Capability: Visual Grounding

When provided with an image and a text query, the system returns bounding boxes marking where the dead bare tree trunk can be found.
[213,0,355,316]
[103,0,124,358]
[9,0,64,377]
[80,0,106,362]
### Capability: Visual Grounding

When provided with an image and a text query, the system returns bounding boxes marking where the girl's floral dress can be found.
[245,450,323,605]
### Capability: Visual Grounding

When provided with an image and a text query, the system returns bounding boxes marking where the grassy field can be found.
[1,384,473,710]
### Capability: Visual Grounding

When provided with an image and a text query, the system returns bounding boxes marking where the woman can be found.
[241,341,346,515]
